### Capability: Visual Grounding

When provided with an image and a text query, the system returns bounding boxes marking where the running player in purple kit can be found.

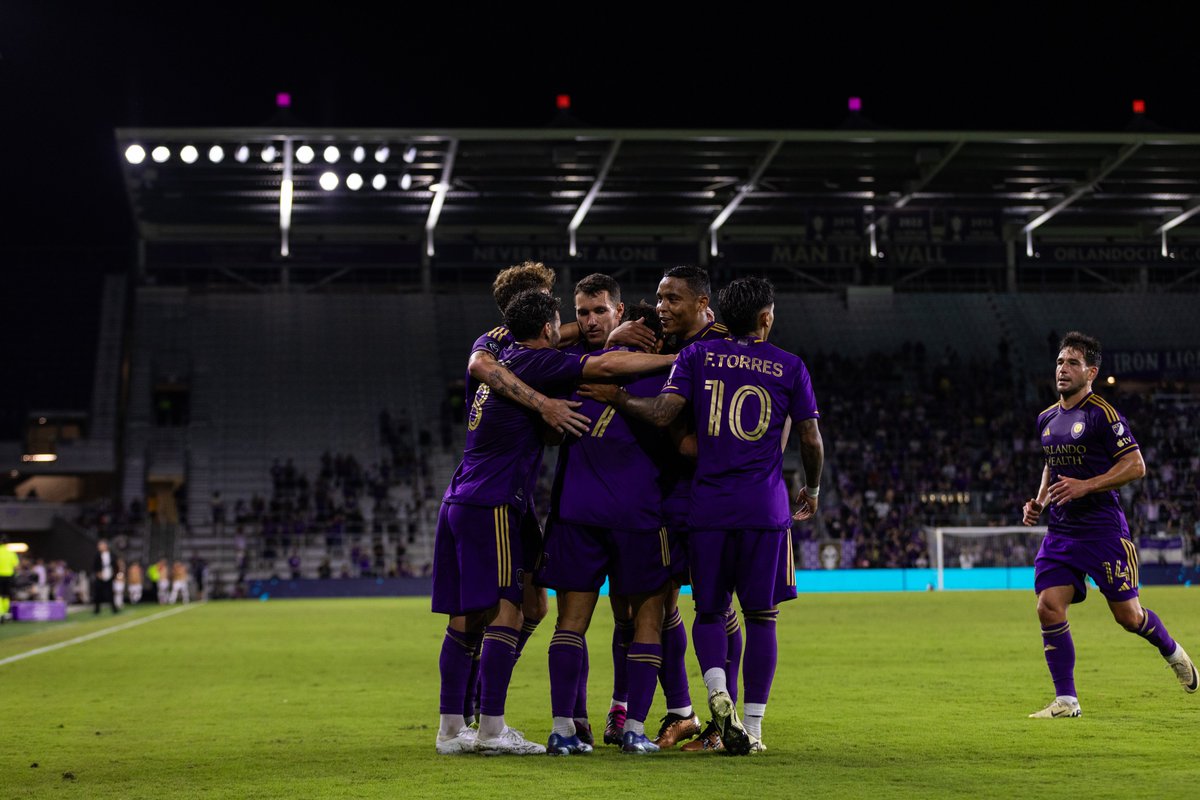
[582,276,824,755]
[538,279,678,755]
[433,290,675,755]
[1022,331,1196,719]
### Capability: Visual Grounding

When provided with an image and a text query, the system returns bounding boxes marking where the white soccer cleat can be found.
[748,736,767,753]
[475,726,547,756]
[435,726,477,755]
[1028,699,1082,719]
[1167,644,1199,693]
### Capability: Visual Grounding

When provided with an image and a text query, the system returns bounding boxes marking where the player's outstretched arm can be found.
[580,350,675,379]
[577,384,686,428]
[1046,449,1146,507]
[793,418,824,520]
[468,350,591,436]
[1022,465,1051,524]
[605,318,658,352]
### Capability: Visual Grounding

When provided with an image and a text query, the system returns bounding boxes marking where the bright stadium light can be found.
[262,145,278,162]
[399,172,412,190]
[296,145,315,164]
[235,145,250,163]
[372,173,386,190]
[180,145,199,164]
[375,145,390,163]
[323,145,340,164]
[319,171,339,191]
[353,146,366,163]
[208,145,225,163]
[403,145,417,163]
[346,172,364,191]
[151,146,170,163]
[125,144,146,164]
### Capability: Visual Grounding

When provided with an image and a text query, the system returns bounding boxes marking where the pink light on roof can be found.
[848,96,862,112]
[276,92,292,108]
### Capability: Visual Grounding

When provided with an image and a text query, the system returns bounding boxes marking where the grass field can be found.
[2,589,1198,799]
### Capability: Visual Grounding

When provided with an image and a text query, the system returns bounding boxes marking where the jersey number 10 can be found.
[704,380,772,441]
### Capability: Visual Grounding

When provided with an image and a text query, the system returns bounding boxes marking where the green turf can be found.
[2,589,1198,799]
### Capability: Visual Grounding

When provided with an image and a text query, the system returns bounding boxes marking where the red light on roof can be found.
[1132,99,1146,114]
[556,94,571,111]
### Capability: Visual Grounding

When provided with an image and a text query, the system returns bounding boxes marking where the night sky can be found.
[1,5,1195,438]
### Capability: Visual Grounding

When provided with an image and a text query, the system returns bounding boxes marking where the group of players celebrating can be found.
[431,261,1198,756]
[431,262,822,755]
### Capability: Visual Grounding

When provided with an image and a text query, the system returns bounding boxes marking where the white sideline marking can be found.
[0,604,201,667]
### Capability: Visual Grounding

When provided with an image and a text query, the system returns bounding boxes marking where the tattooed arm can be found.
[468,350,591,436]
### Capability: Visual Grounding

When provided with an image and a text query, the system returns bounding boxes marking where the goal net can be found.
[926,526,1047,591]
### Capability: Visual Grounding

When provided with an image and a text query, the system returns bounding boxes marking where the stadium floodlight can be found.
[346,172,364,191]
[262,145,278,162]
[399,172,412,190]
[352,146,366,163]
[375,145,389,163]
[403,145,417,163]
[1022,142,1142,236]
[296,145,315,164]
[208,145,225,163]
[425,139,458,257]
[151,146,171,163]
[323,145,340,164]
[125,144,146,164]
[21,454,57,463]
[234,145,250,163]
[372,173,386,191]
[319,171,339,191]
[180,145,199,164]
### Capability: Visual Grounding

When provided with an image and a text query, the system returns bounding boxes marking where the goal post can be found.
[929,526,1047,591]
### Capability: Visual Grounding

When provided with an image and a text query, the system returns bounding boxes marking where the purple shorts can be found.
[689,528,797,614]
[537,521,679,596]
[431,502,525,616]
[1034,534,1140,604]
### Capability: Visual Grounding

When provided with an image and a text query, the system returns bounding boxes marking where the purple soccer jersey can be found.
[444,344,590,511]
[1037,391,1139,540]
[661,335,820,530]
[555,347,668,531]
[661,321,728,528]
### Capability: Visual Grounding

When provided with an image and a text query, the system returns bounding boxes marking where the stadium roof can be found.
[114,127,1200,272]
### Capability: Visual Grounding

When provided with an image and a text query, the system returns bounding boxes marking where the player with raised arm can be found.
[581,276,824,754]
[433,290,676,755]
[462,263,657,727]
[1023,331,1196,719]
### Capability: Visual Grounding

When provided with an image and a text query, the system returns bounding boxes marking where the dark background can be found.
[1,4,1195,437]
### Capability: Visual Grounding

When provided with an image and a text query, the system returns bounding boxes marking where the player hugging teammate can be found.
[431,263,824,757]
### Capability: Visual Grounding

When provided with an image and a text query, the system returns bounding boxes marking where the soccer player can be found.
[432,290,676,755]
[538,282,677,755]
[646,266,734,752]
[581,276,824,754]
[1022,331,1197,719]
[462,262,656,727]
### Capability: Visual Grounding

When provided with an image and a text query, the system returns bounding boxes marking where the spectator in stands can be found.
[168,560,190,604]
[127,561,144,605]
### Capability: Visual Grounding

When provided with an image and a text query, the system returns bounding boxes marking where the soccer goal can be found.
[927,526,1047,591]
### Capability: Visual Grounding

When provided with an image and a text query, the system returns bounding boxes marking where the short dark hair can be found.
[574,273,621,305]
[492,262,556,313]
[622,301,664,340]
[718,277,775,336]
[1059,330,1102,368]
[662,265,711,299]
[503,289,561,341]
